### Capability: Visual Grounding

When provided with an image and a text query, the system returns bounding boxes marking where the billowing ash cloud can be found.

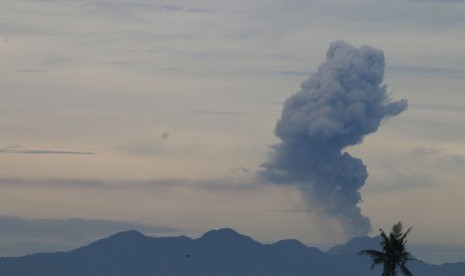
[260,41,407,237]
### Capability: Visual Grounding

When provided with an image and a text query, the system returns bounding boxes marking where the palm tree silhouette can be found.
[358,221,420,276]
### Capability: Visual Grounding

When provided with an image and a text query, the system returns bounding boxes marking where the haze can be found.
[1,0,465,264]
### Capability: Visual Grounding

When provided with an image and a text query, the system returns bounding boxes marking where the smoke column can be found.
[260,41,407,237]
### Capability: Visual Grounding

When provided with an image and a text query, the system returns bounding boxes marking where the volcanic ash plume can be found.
[260,41,407,237]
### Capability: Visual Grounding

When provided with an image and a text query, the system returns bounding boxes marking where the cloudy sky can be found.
[1,0,465,264]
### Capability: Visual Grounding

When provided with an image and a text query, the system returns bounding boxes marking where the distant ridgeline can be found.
[1,228,464,276]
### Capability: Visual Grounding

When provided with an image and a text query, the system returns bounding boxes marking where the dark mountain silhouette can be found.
[327,235,381,255]
[1,228,465,275]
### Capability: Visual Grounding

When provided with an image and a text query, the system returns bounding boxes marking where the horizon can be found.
[0,219,462,265]
[2,0,465,266]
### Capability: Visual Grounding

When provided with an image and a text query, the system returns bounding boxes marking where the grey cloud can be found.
[409,147,465,174]
[231,166,252,175]
[260,41,407,237]
[367,147,465,194]
[138,177,263,193]
[388,66,465,77]
[189,111,248,116]
[0,176,262,193]
[0,178,109,189]
[366,169,433,194]
[257,70,315,77]
[269,209,313,213]
[158,4,210,13]
[82,2,154,11]
[0,147,96,155]
[0,177,159,190]
[0,216,178,257]
[82,2,210,14]
[259,53,308,61]
[410,103,465,113]
[96,60,159,67]
[405,0,465,3]
[394,111,465,142]
[118,143,163,157]
[0,149,95,155]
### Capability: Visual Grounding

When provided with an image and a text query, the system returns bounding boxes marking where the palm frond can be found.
[379,228,389,247]
[359,221,416,276]
[358,249,386,270]
[400,227,412,244]
[399,264,414,276]
[358,249,384,257]
[392,221,403,237]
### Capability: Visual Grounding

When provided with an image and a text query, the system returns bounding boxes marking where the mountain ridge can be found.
[1,228,465,276]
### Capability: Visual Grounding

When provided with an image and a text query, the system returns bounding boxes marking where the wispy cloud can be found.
[366,146,465,193]
[409,103,465,113]
[157,4,210,13]
[270,209,312,213]
[118,143,163,157]
[0,146,96,155]
[404,0,465,4]
[0,175,261,192]
[0,178,109,189]
[84,2,210,14]
[388,66,465,77]
[256,70,314,76]
[393,108,465,142]
[189,111,248,116]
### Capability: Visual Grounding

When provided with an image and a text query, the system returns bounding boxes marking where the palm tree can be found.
[358,221,420,276]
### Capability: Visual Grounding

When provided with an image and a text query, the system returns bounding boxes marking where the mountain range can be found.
[1,228,464,275]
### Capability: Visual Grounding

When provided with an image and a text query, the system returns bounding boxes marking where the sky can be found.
[1,0,465,264]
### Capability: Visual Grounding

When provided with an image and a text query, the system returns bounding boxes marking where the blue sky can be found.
[1,0,465,264]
